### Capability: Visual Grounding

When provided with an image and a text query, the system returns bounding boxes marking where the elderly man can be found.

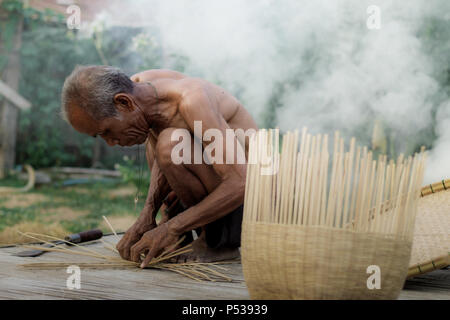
[61,66,257,267]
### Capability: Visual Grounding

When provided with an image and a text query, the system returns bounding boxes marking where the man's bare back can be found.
[130,69,256,151]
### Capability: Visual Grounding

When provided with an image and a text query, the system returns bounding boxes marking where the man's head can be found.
[61,65,149,146]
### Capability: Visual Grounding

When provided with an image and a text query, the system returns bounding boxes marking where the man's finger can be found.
[140,247,158,269]
[130,242,145,263]
[116,240,130,260]
[121,247,131,261]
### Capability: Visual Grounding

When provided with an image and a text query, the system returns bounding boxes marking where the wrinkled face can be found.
[67,102,148,147]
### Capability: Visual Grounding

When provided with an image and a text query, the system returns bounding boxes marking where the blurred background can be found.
[0,0,449,244]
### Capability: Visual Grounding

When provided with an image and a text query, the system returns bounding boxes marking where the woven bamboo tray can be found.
[408,179,450,277]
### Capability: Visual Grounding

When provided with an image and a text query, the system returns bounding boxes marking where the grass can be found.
[0,177,148,244]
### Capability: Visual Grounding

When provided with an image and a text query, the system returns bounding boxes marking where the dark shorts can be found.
[169,196,243,249]
[203,204,243,249]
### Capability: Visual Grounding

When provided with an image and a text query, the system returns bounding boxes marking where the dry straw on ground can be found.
[242,128,426,299]
[17,216,234,282]
[0,221,67,246]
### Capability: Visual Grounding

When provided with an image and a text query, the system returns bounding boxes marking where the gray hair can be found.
[61,65,134,122]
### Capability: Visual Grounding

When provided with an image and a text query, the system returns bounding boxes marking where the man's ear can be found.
[113,93,135,112]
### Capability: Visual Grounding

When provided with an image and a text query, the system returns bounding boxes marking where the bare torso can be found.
[130,69,257,153]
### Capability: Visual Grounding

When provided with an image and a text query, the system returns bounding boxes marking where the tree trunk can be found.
[0,15,23,178]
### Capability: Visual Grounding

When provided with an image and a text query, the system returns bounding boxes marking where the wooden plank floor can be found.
[0,235,448,300]
[0,235,248,300]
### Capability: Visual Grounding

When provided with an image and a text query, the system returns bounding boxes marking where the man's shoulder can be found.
[130,69,186,83]
[158,76,210,101]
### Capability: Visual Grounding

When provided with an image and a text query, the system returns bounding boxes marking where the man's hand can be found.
[116,215,156,260]
[130,222,180,268]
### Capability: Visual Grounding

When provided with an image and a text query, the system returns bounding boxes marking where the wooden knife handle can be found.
[65,229,103,244]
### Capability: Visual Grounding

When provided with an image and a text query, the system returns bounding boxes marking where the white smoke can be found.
[426,101,450,183]
[93,0,450,184]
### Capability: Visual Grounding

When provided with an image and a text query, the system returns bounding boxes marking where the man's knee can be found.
[155,127,181,168]
[145,140,155,169]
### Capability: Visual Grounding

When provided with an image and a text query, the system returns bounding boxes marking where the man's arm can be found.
[116,154,172,260]
[142,135,173,224]
[142,160,172,224]
[130,85,247,267]
[166,88,246,235]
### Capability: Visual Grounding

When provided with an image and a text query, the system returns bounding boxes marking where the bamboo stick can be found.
[298,134,311,224]
[304,135,316,225]
[319,136,329,226]
[342,138,355,226]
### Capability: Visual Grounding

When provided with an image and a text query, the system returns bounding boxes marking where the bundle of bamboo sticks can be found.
[244,128,426,238]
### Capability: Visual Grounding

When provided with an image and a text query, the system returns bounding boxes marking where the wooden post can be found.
[0,15,23,178]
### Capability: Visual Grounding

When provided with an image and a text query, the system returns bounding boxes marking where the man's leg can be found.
[203,204,244,249]
[145,139,195,245]
[155,128,242,262]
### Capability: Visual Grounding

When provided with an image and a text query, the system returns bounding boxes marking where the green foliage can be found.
[0,0,66,72]
[17,24,100,167]
[0,1,188,169]
[115,155,149,195]
[0,15,17,73]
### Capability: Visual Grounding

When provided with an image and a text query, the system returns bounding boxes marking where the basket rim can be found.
[420,178,450,197]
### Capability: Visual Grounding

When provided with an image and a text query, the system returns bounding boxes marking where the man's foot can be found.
[169,233,240,263]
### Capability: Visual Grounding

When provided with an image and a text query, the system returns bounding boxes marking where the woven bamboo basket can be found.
[241,128,426,299]
[408,179,450,277]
